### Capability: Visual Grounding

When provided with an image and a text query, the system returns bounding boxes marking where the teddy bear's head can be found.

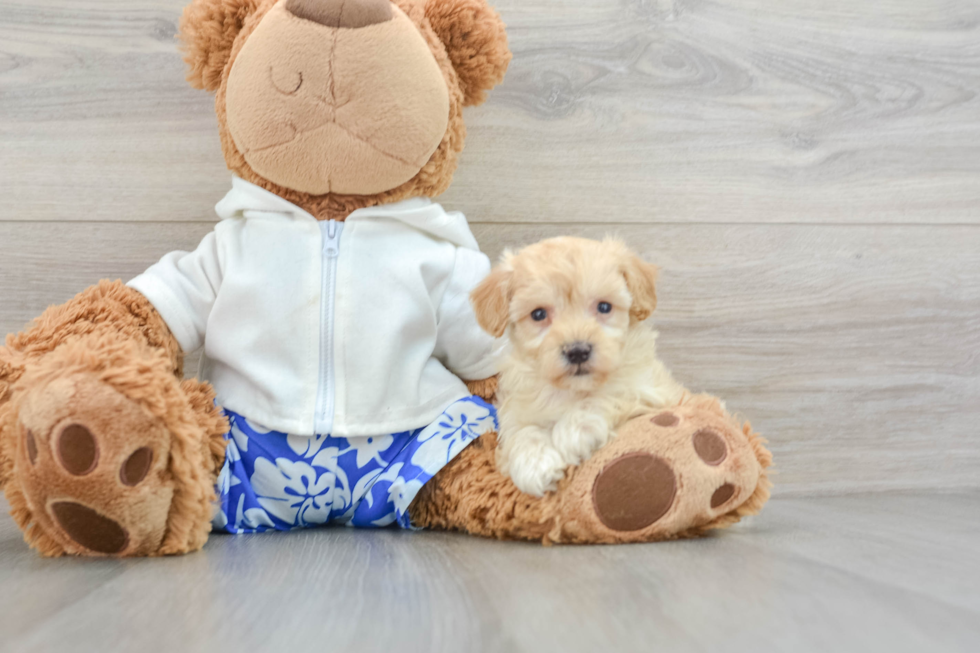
[180,0,510,218]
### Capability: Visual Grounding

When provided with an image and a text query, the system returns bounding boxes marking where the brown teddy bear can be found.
[0,0,771,557]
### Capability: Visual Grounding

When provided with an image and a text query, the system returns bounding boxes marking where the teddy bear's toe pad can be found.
[592,453,676,531]
[56,424,100,475]
[13,374,176,556]
[121,447,154,486]
[710,483,736,508]
[50,501,129,554]
[692,428,727,466]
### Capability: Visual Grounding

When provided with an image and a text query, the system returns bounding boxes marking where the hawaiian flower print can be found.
[213,397,496,533]
[410,403,498,474]
[251,458,333,527]
[348,434,395,468]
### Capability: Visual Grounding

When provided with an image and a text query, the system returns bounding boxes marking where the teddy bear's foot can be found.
[2,332,227,557]
[409,394,772,544]
[10,371,179,556]
[554,394,772,543]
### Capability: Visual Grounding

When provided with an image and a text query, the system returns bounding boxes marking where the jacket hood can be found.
[214,177,480,251]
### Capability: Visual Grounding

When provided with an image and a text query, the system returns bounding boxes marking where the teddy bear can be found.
[0,0,771,557]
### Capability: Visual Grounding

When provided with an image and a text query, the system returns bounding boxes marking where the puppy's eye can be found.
[531,308,548,322]
[597,302,612,314]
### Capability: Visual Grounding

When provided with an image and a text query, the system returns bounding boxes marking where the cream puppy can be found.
[471,237,687,496]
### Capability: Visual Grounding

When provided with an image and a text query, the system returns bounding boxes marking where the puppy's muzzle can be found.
[562,342,593,366]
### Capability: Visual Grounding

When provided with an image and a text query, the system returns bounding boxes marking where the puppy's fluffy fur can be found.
[471,237,686,496]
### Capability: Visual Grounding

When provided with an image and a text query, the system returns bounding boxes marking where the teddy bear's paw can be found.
[12,373,175,556]
[554,398,767,543]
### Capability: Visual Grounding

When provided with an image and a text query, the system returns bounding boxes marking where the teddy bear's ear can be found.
[425,0,512,106]
[179,0,262,92]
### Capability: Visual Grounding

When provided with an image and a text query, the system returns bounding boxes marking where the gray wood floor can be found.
[1,493,978,653]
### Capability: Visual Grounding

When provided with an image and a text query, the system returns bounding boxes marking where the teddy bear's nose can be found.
[285,0,393,29]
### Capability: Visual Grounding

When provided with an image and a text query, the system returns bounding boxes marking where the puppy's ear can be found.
[425,0,512,106]
[179,0,262,92]
[622,253,659,323]
[470,264,513,337]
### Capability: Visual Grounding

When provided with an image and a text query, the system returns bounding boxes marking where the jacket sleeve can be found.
[433,247,500,381]
[126,230,222,354]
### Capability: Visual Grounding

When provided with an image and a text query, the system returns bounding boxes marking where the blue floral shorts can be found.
[212,396,497,534]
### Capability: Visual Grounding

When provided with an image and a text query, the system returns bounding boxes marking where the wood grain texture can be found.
[1,221,978,495]
[2,492,979,653]
[1,0,978,493]
[0,0,978,223]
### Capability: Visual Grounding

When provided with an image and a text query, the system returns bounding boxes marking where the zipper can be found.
[314,219,343,435]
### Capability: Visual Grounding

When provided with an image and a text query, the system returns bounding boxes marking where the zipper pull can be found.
[324,220,340,258]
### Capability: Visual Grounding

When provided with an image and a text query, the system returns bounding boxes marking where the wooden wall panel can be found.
[2,221,977,495]
[1,0,978,494]
[1,0,978,223]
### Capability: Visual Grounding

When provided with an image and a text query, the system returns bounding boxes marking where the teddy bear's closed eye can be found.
[268,67,303,95]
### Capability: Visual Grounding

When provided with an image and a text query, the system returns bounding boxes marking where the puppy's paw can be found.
[509,448,566,497]
[552,411,611,466]
[502,431,568,497]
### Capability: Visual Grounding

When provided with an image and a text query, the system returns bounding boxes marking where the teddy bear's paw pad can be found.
[592,453,676,531]
[13,374,176,556]
[55,424,100,476]
[120,447,154,486]
[23,427,39,465]
[46,421,154,486]
[692,428,727,466]
[50,501,129,554]
[710,483,736,508]
[651,411,679,427]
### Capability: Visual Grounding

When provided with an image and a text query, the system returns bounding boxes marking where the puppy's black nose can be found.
[563,343,592,365]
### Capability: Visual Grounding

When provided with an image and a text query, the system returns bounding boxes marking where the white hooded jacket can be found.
[128,177,497,437]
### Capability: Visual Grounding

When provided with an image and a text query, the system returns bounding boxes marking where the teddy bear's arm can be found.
[434,248,501,387]
[126,231,222,356]
[4,280,184,378]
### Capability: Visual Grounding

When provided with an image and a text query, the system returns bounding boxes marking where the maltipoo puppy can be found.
[471,237,687,496]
